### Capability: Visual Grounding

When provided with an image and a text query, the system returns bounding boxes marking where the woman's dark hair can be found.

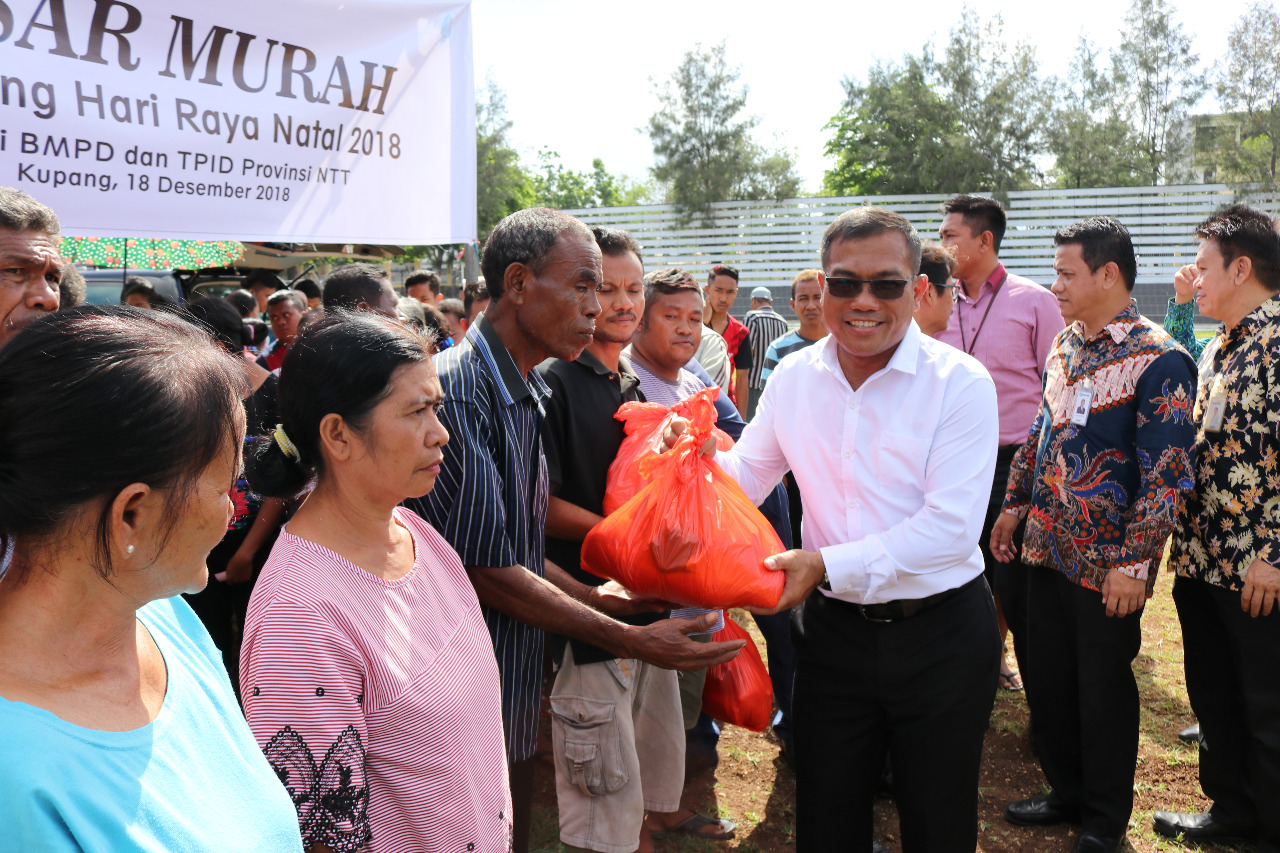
[185,295,246,354]
[245,311,433,500]
[0,306,245,583]
[122,279,159,306]
[226,289,257,317]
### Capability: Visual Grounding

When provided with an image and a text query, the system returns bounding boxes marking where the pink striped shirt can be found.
[934,262,1064,445]
[241,507,512,853]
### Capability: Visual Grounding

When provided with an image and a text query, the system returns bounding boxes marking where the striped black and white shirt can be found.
[744,306,789,391]
[406,316,550,764]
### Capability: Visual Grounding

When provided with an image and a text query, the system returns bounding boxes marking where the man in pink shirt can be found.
[937,194,1063,695]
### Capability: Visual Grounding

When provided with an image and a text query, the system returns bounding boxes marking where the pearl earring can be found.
[126,545,135,556]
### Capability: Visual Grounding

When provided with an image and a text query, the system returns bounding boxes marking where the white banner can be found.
[0,0,475,244]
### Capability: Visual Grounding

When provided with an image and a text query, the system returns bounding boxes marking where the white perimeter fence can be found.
[564,185,1280,325]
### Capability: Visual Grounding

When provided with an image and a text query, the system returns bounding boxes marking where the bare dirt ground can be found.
[529,571,1255,853]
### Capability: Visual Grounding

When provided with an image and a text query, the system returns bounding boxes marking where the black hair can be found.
[122,280,159,306]
[266,289,307,312]
[0,306,244,583]
[919,242,956,293]
[185,296,246,354]
[791,269,821,301]
[294,279,321,300]
[708,263,739,285]
[641,267,702,323]
[1196,204,1280,292]
[479,207,593,301]
[592,226,643,263]
[941,194,1008,252]
[244,318,270,350]
[821,206,923,274]
[58,262,86,308]
[245,311,433,500]
[322,263,389,311]
[404,270,442,295]
[1053,217,1138,292]
[463,280,489,318]
[226,289,257,317]
[438,297,465,319]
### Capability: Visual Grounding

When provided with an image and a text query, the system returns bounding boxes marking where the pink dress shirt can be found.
[935,262,1063,446]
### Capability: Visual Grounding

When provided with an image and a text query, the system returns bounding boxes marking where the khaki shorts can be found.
[551,646,685,853]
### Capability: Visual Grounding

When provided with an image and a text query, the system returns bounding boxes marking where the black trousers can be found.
[1024,563,1142,838]
[791,577,1000,852]
[980,444,1030,674]
[1174,574,1280,853]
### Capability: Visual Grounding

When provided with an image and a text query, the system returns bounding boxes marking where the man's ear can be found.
[1101,261,1122,291]
[912,274,929,308]
[981,231,996,254]
[504,262,531,306]
[1233,254,1254,286]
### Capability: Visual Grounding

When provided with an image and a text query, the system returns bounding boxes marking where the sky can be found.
[471,0,1256,194]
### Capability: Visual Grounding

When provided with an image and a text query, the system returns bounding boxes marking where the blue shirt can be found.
[760,330,824,385]
[407,316,551,763]
[0,597,302,853]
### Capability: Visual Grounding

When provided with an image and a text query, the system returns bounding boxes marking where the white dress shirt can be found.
[715,321,998,605]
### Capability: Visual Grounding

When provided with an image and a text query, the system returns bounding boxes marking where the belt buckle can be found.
[856,603,895,623]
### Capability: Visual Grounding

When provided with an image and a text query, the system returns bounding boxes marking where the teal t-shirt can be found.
[0,596,303,852]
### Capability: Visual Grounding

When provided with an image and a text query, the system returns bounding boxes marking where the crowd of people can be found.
[0,183,1277,853]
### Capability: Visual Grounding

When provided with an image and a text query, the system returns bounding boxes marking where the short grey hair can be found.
[821,206,922,274]
[0,186,60,237]
[480,207,594,301]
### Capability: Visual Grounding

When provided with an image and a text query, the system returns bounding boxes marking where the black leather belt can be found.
[837,576,978,623]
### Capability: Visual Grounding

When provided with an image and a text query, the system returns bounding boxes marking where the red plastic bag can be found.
[702,618,773,732]
[603,387,733,516]
[581,391,785,610]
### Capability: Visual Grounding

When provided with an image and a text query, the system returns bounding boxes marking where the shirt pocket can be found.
[874,432,931,498]
[549,695,629,797]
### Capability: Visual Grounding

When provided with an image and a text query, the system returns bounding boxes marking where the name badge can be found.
[1203,375,1227,432]
[1070,377,1094,427]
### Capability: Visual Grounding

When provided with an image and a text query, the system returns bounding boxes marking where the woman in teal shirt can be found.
[0,305,302,852]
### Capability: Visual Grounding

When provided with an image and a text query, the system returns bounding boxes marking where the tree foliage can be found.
[1046,39,1147,188]
[648,42,803,223]
[1112,0,1207,185]
[476,78,535,242]
[1212,1,1280,185]
[530,149,655,210]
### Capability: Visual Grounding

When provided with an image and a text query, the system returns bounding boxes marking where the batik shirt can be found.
[1003,302,1198,594]
[1168,296,1280,591]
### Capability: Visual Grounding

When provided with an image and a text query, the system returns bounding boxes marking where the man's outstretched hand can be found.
[660,416,718,456]
[627,612,744,670]
[747,549,827,614]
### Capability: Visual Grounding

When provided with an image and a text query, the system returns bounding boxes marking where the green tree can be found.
[1046,38,1146,188]
[1112,0,1207,185]
[475,77,534,241]
[530,150,657,209]
[1213,1,1280,185]
[648,42,801,223]
[822,54,988,195]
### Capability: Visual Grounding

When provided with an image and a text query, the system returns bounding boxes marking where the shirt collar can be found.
[575,349,641,396]
[472,315,551,409]
[1070,300,1142,344]
[956,262,1007,304]
[817,320,921,385]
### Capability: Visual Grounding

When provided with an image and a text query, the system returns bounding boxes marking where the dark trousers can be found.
[509,756,536,853]
[752,608,796,741]
[980,444,1030,673]
[791,577,999,852]
[1174,574,1280,853]
[1024,563,1142,838]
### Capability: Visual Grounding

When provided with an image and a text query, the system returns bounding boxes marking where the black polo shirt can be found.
[538,349,666,665]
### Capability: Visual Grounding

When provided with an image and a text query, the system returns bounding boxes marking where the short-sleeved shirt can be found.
[744,307,788,390]
[761,330,825,385]
[538,351,666,665]
[405,316,550,763]
[0,597,303,853]
[241,508,512,853]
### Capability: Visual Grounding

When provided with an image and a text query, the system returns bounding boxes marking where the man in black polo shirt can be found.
[539,226,736,852]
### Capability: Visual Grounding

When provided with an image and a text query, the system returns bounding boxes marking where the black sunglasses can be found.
[824,277,912,300]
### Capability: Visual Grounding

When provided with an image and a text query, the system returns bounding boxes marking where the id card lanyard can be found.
[957,269,1010,355]
[1071,376,1094,427]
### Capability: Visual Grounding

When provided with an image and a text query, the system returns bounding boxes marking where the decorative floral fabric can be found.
[1169,296,1280,590]
[1004,302,1198,594]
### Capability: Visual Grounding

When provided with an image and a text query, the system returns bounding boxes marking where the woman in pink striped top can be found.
[240,312,511,853]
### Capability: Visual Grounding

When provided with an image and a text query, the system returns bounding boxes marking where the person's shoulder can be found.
[1005,272,1056,301]
[1131,318,1197,368]
[768,330,800,352]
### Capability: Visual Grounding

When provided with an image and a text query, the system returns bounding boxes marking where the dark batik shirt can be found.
[1003,302,1198,594]
[406,316,550,763]
[1169,296,1280,591]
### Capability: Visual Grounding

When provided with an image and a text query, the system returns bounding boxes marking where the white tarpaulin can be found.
[0,0,475,244]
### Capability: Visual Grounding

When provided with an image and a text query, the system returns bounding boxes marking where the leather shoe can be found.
[1074,832,1120,853]
[1152,810,1254,843]
[1177,723,1201,743]
[1005,793,1080,826]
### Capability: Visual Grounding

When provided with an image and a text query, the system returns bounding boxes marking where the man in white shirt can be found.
[676,206,1001,852]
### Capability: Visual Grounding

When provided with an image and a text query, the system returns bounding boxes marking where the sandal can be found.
[651,813,737,840]
[998,669,1024,691]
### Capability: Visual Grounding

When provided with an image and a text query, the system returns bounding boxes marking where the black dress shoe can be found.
[1152,810,1254,843]
[1005,794,1081,826]
[1074,832,1120,853]
[1177,723,1201,743]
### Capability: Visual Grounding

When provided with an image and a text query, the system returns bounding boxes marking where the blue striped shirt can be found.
[405,316,550,763]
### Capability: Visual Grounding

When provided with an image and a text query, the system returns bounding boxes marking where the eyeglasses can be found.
[824,277,912,300]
